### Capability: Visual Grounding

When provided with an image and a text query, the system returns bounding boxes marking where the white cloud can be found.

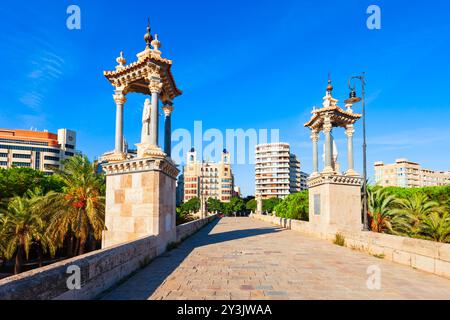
[19,92,44,110]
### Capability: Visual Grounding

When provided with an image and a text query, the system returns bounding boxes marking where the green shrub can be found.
[263,197,282,214]
[273,191,309,221]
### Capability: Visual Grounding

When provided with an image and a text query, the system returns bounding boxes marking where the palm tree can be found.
[0,195,46,274]
[0,213,7,268]
[367,188,397,233]
[417,211,450,243]
[44,155,105,256]
[391,193,443,236]
[27,189,57,267]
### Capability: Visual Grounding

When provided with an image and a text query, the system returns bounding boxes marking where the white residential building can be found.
[255,142,303,199]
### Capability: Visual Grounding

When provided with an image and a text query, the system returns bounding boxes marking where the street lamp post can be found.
[345,73,369,231]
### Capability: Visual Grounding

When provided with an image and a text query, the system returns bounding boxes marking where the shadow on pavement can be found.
[100,217,283,300]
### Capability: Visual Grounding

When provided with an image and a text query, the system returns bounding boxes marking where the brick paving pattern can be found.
[101,217,450,300]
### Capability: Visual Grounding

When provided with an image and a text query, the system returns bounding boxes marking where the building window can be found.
[0,145,60,154]
[65,144,75,149]
[0,138,49,146]
[13,154,31,159]
[35,151,41,170]
[44,156,60,162]
[12,162,31,167]
[65,151,74,157]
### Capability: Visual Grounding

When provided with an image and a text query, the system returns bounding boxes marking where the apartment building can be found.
[289,153,302,193]
[300,171,309,190]
[0,128,77,175]
[255,142,303,199]
[374,158,450,188]
[182,148,234,203]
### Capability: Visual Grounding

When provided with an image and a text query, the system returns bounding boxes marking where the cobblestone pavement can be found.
[101,217,450,300]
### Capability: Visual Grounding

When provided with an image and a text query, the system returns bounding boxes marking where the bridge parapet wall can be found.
[250,213,450,279]
[0,216,216,300]
[176,214,217,243]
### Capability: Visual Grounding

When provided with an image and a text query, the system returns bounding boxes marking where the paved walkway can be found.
[101,217,450,300]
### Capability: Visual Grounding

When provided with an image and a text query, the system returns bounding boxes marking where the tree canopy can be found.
[273,191,309,221]
[0,167,64,203]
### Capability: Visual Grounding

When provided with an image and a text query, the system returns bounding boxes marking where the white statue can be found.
[322,135,339,172]
[141,98,152,144]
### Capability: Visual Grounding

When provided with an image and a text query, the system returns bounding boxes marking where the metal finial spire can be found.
[144,18,153,49]
[326,73,333,93]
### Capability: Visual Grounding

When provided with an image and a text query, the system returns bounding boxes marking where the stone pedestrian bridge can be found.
[1,216,450,300]
[99,217,450,300]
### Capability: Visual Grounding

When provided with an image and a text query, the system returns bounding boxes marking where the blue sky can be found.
[1,0,450,196]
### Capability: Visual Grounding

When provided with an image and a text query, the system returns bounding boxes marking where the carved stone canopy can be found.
[304,82,361,132]
[103,30,182,101]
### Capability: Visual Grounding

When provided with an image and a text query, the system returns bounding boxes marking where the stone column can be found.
[323,117,334,173]
[113,90,127,154]
[162,103,174,157]
[149,80,163,147]
[345,124,357,176]
[256,193,263,215]
[311,129,319,175]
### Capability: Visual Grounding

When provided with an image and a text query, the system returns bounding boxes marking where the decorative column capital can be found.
[323,123,332,133]
[345,124,355,137]
[310,129,319,142]
[162,104,174,117]
[149,80,163,94]
[113,91,127,104]
[323,116,332,133]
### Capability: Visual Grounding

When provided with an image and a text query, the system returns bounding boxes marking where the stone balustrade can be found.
[0,215,217,300]
[250,213,450,279]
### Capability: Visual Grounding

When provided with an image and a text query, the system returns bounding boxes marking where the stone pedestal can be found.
[256,194,263,215]
[102,155,179,254]
[307,174,363,232]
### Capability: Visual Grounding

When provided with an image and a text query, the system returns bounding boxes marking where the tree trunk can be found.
[14,245,22,275]
[74,238,81,257]
[38,246,43,268]
[66,235,74,258]
[90,238,97,252]
[78,238,86,256]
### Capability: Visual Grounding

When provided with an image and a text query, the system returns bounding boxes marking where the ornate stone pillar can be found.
[162,102,174,157]
[149,79,163,147]
[323,116,333,173]
[345,124,357,176]
[311,129,319,175]
[113,90,127,154]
